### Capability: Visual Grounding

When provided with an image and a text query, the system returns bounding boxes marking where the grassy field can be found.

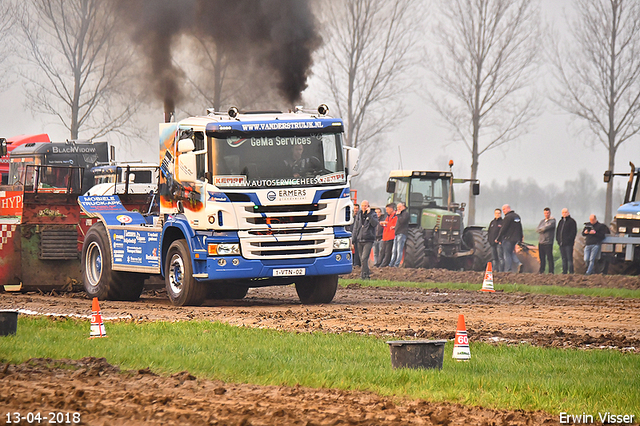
[1,317,638,417]
[339,278,640,299]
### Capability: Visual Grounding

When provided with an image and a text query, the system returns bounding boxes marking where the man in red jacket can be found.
[376,203,397,267]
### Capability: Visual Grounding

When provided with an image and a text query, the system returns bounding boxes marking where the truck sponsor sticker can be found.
[110,229,161,269]
[116,214,132,224]
[214,176,247,187]
[0,191,23,218]
[270,189,308,202]
[240,121,324,131]
[316,172,345,184]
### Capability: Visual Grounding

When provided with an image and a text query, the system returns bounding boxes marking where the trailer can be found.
[0,141,158,291]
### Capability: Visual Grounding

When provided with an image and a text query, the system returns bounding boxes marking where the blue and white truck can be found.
[79,105,359,306]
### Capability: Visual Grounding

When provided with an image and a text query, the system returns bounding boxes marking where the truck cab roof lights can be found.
[228,107,239,118]
[318,104,329,116]
[292,104,330,117]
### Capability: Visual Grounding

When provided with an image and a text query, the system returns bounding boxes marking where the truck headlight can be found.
[208,243,240,256]
[333,238,350,250]
[619,226,627,233]
[633,227,640,234]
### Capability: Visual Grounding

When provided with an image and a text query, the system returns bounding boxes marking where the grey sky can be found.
[1,0,637,197]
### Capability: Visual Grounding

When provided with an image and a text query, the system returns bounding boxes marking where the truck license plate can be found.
[273,268,305,276]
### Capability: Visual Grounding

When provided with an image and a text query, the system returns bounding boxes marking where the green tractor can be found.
[385,165,491,271]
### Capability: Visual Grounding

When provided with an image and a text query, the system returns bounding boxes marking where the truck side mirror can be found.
[472,182,480,196]
[177,138,195,153]
[604,170,612,183]
[386,180,396,193]
[0,138,6,157]
[178,152,197,182]
[343,146,360,177]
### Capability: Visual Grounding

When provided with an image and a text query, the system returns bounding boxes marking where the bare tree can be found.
[19,0,140,140]
[178,38,283,115]
[0,0,17,93]
[550,0,640,224]
[187,40,230,113]
[316,0,424,180]
[427,0,541,225]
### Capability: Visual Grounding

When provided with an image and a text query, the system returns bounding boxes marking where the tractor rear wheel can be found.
[573,235,587,274]
[573,235,607,274]
[403,228,428,269]
[461,228,492,271]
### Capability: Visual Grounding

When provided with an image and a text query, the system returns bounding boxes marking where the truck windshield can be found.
[8,158,39,186]
[209,132,345,188]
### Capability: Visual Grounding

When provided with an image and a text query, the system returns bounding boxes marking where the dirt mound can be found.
[0,358,560,425]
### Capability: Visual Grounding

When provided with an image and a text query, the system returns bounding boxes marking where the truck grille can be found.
[39,227,79,260]
[237,202,334,230]
[239,228,333,259]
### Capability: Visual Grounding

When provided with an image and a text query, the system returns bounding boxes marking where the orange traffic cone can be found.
[452,314,470,361]
[89,297,107,339]
[481,262,495,292]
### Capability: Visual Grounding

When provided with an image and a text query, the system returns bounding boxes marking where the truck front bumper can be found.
[193,251,353,282]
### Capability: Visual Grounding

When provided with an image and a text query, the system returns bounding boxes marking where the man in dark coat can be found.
[487,208,503,272]
[582,214,609,275]
[556,208,577,274]
[495,204,523,273]
[354,200,379,279]
[350,203,360,266]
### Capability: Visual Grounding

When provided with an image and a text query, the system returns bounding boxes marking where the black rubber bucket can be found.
[0,311,18,336]
[387,340,446,370]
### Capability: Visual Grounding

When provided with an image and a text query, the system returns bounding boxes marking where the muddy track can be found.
[0,357,561,426]
[1,268,638,425]
[2,268,639,352]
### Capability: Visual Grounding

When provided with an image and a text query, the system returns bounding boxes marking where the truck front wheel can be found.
[165,239,206,306]
[295,275,338,304]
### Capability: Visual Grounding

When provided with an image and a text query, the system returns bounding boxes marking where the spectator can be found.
[495,204,523,273]
[487,208,504,272]
[582,214,610,275]
[378,203,397,267]
[373,207,384,266]
[350,203,360,266]
[389,202,409,267]
[556,208,577,274]
[536,207,556,274]
[354,200,379,279]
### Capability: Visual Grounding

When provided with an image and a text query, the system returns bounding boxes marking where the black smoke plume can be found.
[113,0,321,114]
